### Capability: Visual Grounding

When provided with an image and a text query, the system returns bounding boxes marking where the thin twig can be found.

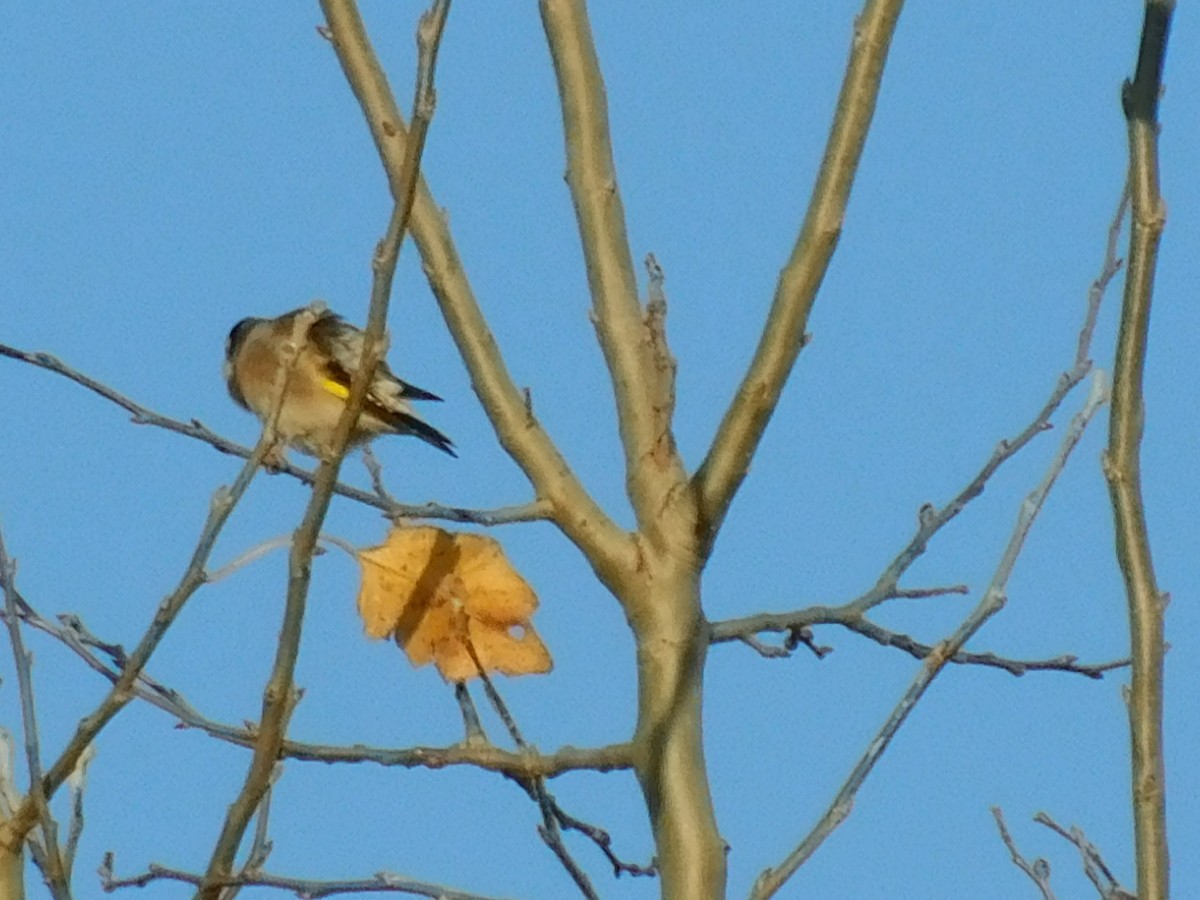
[1034,812,1136,900]
[5,594,637,779]
[62,746,94,886]
[851,188,1128,617]
[453,682,487,745]
[712,598,1128,678]
[361,445,398,506]
[0,342,548,528]
[713,186,1131,678]
[206,533,361,584]
[205,535,297,584]
[547,802,657,879]
[752,370,1110,899]
[0,397,287,855]
[1076,184,1129,368]
[199,10,453,892]
[220,763,281,900]
[992,808,1057,900]
[467,646,598,897]
[0,528,69,897]
[468,643,651,889]
[99,852,512,900]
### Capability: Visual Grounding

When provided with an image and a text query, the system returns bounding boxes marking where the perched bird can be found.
[224,306,455,465]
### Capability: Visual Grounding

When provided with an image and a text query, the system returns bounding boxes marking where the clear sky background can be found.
[2,4,1196,899]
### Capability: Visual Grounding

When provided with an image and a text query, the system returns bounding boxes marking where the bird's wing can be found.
[304,310,455,456]
[307,311,443,405]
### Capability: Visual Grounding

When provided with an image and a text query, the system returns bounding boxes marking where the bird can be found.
[223,305,455,466]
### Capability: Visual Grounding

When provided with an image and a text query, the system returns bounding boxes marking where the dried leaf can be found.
[357,526,552,681]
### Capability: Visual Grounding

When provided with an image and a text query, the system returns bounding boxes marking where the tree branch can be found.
[712,598,1129,679]
[318,0,634,589]
[714,177,1130,682]
[101,852,512,900]
[200,5,452,893]
[0,529,68,898]
[0,412,284,856]
[538,1,688,543]
[752,371,1109,898]
[2,590,636,781]
[992,808,1057,900]
[0,343,548,528]
[465,648,642,894]
[1106,4,1173,898]
[1034,812,1136,900]
[693,0,906,551]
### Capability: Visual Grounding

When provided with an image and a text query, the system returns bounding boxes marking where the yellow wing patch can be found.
[321,377,350,399]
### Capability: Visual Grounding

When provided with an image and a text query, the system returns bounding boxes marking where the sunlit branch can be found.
[693,0,906,552]
[1106,4,1173,898]
[539,0,687,542]
[199,6,452,894]
[319,0,634,588]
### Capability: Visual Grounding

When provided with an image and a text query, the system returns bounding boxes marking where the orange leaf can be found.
[357,526,552,681]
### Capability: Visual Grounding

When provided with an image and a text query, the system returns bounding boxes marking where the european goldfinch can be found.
[224,305,455,464]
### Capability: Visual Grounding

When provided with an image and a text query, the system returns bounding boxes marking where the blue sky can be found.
[2,3,1197,898]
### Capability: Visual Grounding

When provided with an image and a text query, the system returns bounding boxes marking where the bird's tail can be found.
[381,408,456,457]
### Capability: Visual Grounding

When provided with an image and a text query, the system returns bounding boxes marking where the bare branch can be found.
[693,0,906,550]
[547,801,656,880]
[857,185,1126,611]
[0,528,69,897]
[468,649,599,896]
[2,590,635,780]
[0,407,284,854]
[318,0,633,586]
[0,342,547,528]
[538,0,688,542]
[716,181,1131,689]
[711,596,1128,679]
[1106,4,1174,897]
[224,763,282,900]
[992,808,1057,900]
[752,370,1109,899]
[63,746,94,885]
[200,6,453,893]
[384,499,553,526]
[360,445,398,506]
[1076,184,1129,369]
[1034,812,1136,900]
[100,852,512,900]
